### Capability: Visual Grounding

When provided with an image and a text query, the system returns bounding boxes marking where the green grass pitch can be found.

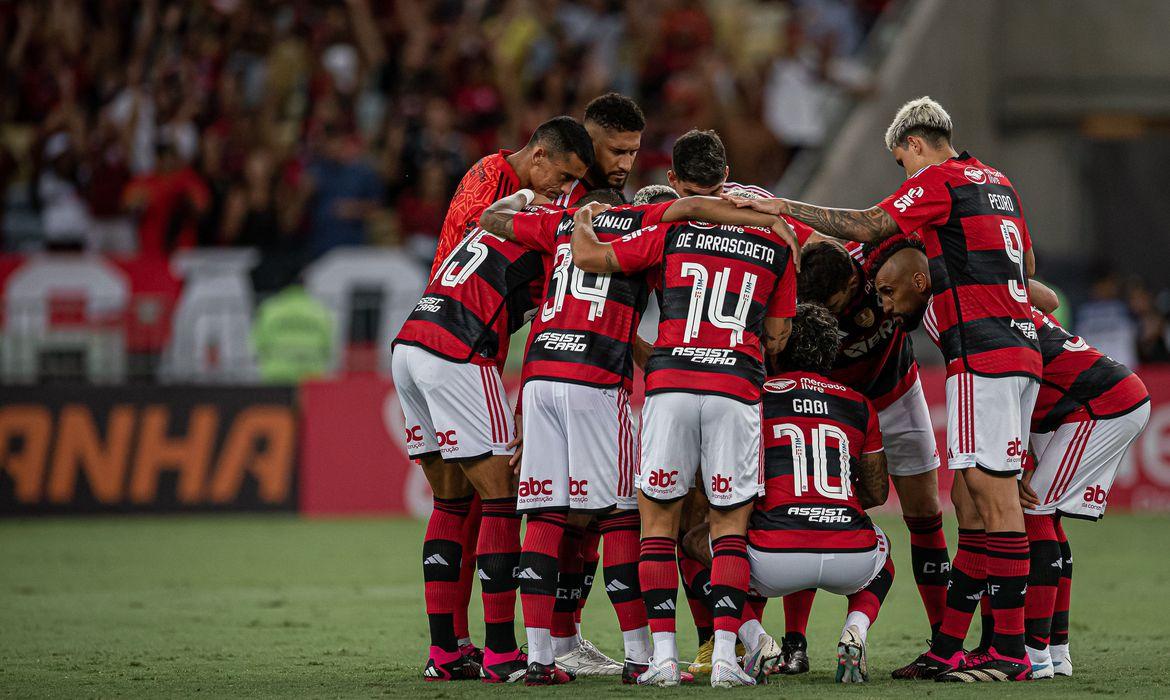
[2,513,1170,698]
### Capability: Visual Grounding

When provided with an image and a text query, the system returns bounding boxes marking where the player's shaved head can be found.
[869,235,931,330]
[633,184,678,206]
[529,116,595,169]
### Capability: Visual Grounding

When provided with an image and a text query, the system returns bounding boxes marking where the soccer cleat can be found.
[624,660,696,685]
[422,646,481,682]
[459,641,484,667]
[891,650,961,679]
[480,647,528,683]
[777,636,810,675]
[935,649,1031,682]
[835,625,868,683]
[555,639,622,676]
[524,661,575,686]
[742,633,783,680]
[1026,646,1054,679]
[1050,644,1072,677]
[710,658,757,688]
[687,638,714,675]
[636,656,681,687]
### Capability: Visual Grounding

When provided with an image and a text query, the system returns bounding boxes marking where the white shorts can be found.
[1026,403,1150,521]
[391,344,514,462]
[517,380,638,513]
[747,526,890,597]
[638,392,763,510]
[946,372,1039,474]
[877,378,940,477]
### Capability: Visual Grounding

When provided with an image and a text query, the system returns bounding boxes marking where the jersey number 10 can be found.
[771,422,852,500]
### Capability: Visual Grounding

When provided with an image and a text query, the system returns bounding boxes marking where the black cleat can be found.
[525,661,575,686]
[422,650,481,682]
[936,650,1031,682]
[777,635,810,675]
[891,651,961,680]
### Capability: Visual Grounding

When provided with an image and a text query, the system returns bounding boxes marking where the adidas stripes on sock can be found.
[478,497,522,653]
[423,495,474,652]
[1024,514,1060,652]
[932,528,986,659]
[639,536,679,634]
[519,512,567,664]
[709,535,750,641]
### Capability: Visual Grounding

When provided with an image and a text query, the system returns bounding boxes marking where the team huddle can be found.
[391,94,1150,686]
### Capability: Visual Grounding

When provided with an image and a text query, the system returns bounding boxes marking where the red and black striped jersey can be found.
[877,152,1041,380]
[510,201,676,390]
[750,371,884,553]
[432,151,520,279]
[610,220,797,403]
[827,243,919,410]
[395,227,544,371]
[1031,307,1149,433]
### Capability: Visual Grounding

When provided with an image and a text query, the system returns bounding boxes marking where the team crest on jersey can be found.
[854,308,875,328]
[963,166,987,184]
[763,378,797,393]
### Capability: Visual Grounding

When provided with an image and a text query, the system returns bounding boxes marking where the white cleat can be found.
[835,625,868,683]
[710,658,757,688]
[1027,646,1054,679]
[1050,644,1072,677]
[636,656,681,687]
[742,633,782,680]
[556,638,622,676]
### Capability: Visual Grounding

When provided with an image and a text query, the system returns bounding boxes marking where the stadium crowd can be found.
[0,0,882,272]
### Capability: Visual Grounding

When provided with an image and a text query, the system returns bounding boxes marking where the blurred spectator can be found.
[1128,280,1170,364]
[122,139,211,257]
[303,123,383,258]
[1077,268,1139,368]
[251,283,335,384]
[36,133,91,250]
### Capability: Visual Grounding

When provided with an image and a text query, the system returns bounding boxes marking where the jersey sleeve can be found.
[876,168,952,235]
[634,200,678,228]
[766,252,797,319]
[862,398,884,454]
[510,211,561,254]
[784,215,817,247]
[610,224,667,274]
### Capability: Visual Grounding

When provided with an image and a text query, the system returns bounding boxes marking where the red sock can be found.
[478,497,522,652]
[783,589,816,638]
[903,512,949,631]
[1023,514,1059,651]
[933,529,986,658]
[847,554,895,623]
[600,511,647,632]
[552,525,585,640]
[423,495,473,651]
[519,512,567,631]
[986,531,1030,659]
[1052,518,1071,646]
[710,535,750,635]
[743,595,766,624]
[639,536,678,634]
[678,541,714,642]
[453,494,481,642]
[575,524,602,625]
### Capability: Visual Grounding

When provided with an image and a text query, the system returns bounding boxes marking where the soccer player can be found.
[476,186,801,684]
[706,303,895,684]
[728,97,1044,682]
[1018,308,1149,677]
[431,116,594,279]
[559,93,645,205]
[783,241,945,668]
[571,192,798,687]
[419,116,592,669]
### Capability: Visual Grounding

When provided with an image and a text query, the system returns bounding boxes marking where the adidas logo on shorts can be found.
[652,600,676,611]
[605,579,630,592]
[423,554,449,566]
[713,596,736,609]
[516,567,543,580]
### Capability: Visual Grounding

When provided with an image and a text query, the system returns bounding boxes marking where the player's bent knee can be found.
[460,454,515,499]
[421,456,475,499]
